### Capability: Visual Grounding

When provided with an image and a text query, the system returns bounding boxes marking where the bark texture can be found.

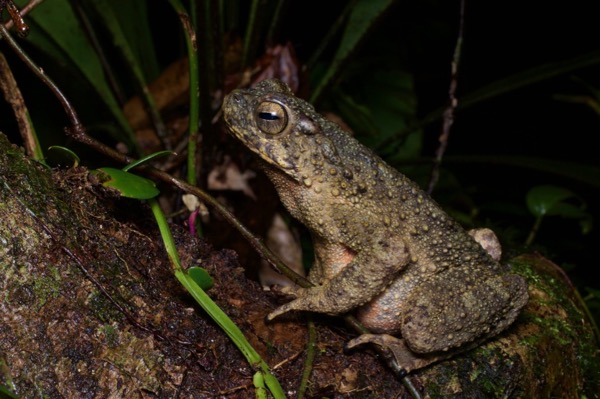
[1,132,598,398]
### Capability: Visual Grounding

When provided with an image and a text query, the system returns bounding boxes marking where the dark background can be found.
[282,1,599,291]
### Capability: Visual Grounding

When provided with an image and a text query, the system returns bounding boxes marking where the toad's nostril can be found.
[232,93,244,104]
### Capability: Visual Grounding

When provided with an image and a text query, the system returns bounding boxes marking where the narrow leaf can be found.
[310,0,397,102]
[122,150,176,172]
[47,146,80,168]
[408,50,600,135]
[88,0,166,138]
[110,0,159,80]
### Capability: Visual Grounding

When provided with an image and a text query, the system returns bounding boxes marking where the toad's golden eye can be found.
[255,102,288,134]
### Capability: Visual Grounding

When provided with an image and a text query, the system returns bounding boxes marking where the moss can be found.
[87,291,124,324]
[513,255,600,395]
[98,324,120,348]
[100,332,163,394]
[32,267,62,310]
[420,255,599,397]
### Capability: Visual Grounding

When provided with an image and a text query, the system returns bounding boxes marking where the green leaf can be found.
[526,185,576,217]
[334,68,421,161]
[187,266,214,290]
[85,0,154,84]
[526,185,593,237]
[543,197,593,234]
[0,385,19,399]
[545,202,588,218]
[101,0,159,80]
[97,167,159,199]
[150,191,286,399]
[176,272,286,399]
[47,146,80,167]
[253,371,268,399]
[86,0,165,139]
[580,218,594,235]
[310,0,397,102]
[14,0,135,146]
[122,150,176,172]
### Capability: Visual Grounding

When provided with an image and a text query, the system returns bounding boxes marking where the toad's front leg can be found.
[266,233,410,320]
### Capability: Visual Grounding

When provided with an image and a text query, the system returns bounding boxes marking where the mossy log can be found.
[0,133,598,398]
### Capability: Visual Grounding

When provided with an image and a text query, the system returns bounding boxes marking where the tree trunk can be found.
[1,132,598,398]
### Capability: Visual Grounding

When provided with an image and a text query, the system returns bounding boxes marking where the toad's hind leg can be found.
[348,271,528,372]
[402,271,528,354]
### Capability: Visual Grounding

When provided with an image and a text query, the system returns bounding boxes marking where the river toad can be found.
[222,79,528,372]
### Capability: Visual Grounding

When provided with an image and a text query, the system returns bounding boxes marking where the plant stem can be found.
[0,23,80,128]
[525,216,542,247]
[241,0,261,68]
[0,52,43,161]
[296,319,316,399]
[173,1,200,187]
[149,198,286,399]
[427,0,465,195]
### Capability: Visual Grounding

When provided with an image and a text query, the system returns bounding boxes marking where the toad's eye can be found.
[256,102,288,134]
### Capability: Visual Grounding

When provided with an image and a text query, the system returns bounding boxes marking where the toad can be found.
[222,79,528,372]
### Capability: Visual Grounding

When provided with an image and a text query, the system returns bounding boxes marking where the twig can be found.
[427,0,465,194]
[0,22,80,128]
[1,0,36,37]
[1,0,43,31]
[0,52,42,160]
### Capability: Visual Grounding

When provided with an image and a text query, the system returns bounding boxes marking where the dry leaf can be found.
[207,156,256,199]
[259,213,305,288]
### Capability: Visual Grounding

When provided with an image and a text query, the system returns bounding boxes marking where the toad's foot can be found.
[266,285,349,320]
[346,334,449,373]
